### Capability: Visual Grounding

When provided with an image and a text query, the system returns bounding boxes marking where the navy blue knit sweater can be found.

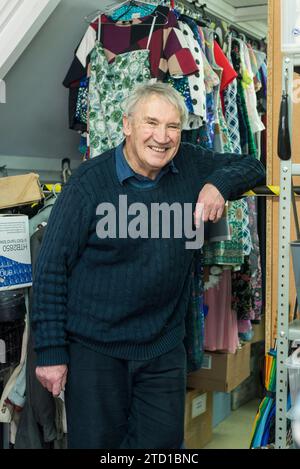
[31,143,265,366]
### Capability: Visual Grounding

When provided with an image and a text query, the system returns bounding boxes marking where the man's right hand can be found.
[36,364,68,397]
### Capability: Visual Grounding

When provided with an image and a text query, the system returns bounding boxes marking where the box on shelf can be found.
[187,343,251,393]
[212,391,231,428]
[0,173,43,209]
[184,389,212,449]
[251,317,265,344]
[231,341,265,410]
[0,215,32,291]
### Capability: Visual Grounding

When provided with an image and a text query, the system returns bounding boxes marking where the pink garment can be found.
[238,319,252,334]
[204,269,239,353]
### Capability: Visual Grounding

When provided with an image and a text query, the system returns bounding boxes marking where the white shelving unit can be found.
[276,53,300,449]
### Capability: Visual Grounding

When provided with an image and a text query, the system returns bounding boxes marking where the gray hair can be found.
[123,82,188,128]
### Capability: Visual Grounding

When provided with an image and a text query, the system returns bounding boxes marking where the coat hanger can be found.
[84,1,168,26]
[228,27,239,39]
[238,32,247,43]
[177,1,211,27]
[228,26,257,45]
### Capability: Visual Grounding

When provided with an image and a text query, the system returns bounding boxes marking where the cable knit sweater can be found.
[31,143,265,366]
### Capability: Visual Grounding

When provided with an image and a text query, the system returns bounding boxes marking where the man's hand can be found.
[195,183,225,226]
[36,365,68,397]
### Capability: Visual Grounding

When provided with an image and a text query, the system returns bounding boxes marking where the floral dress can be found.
[88,44,152,157]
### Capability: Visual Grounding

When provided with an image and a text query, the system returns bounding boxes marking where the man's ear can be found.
[123,114,131,137]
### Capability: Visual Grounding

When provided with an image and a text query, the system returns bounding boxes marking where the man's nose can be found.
[153,125,170,143]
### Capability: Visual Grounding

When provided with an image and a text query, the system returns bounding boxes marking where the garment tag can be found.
[132,13,141,18]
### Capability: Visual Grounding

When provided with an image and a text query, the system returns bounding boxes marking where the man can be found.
[32,82,265,449]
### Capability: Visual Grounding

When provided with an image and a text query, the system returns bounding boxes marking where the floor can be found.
[203,399,260,449]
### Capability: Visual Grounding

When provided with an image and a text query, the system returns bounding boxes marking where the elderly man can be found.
[32,82,265,449]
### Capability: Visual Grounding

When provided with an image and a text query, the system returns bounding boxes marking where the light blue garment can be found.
[110,3,156,21]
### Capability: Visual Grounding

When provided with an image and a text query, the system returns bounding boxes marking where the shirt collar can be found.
[115,141,179,185]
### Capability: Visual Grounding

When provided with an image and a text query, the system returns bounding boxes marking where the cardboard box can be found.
[231,341,265,410]
[212,391,231,427]
[187,343,251,393]
[184,389,213,449]
[0,215,32,290]
[0,173,43,209]
[250,317,265,344]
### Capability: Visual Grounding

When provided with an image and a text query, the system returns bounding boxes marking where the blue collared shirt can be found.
[115,142,179,188]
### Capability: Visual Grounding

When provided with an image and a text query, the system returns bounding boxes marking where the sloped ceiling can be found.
[201,0,267,39]
[0,0,61,79]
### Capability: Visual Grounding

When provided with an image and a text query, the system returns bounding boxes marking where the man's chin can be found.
[147,151,173,164]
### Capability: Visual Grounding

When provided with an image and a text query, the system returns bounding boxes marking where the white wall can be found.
[0,0,118,181]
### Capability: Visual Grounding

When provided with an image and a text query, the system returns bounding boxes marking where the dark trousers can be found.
[65,341,187,449]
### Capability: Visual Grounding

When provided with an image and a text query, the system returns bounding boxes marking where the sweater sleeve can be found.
[191,146,266,201]
[31,180,93,366]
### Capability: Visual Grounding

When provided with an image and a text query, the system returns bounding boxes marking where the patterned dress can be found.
[88,45,151,157]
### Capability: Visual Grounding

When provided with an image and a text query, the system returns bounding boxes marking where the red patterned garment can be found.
[63,5,198,87]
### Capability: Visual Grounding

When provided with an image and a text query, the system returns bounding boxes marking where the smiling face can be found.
[123,94,182,180]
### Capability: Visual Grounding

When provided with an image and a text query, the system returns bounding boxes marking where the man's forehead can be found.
[142,114,181,125]
[135,95,180,117]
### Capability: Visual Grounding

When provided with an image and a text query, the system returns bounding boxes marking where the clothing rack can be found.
[169,0,266,43]
[168,0,209,23]
[84,0,168,24]
[83,0,266,44]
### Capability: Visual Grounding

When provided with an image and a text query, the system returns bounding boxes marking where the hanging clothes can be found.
[202,30,246,266]
[203,28,224,153]
[223,35,253,257]
[231,257,253,321]
[204,267,239,354]
[214,40,237,96]
[197,30,219,147]
[63,5,199,140]
[109,3,156,21]
[184,251,205,373]
[166,75,194,114]
[99,7,198,79]
[235,38,265,135]
[177,20,206,129]
[63,5,198,88]
[238,319,253,341]
[247,196,263,322]
[88,45,151,156]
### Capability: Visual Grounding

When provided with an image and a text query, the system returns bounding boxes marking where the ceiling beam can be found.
[234,5,268,22]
